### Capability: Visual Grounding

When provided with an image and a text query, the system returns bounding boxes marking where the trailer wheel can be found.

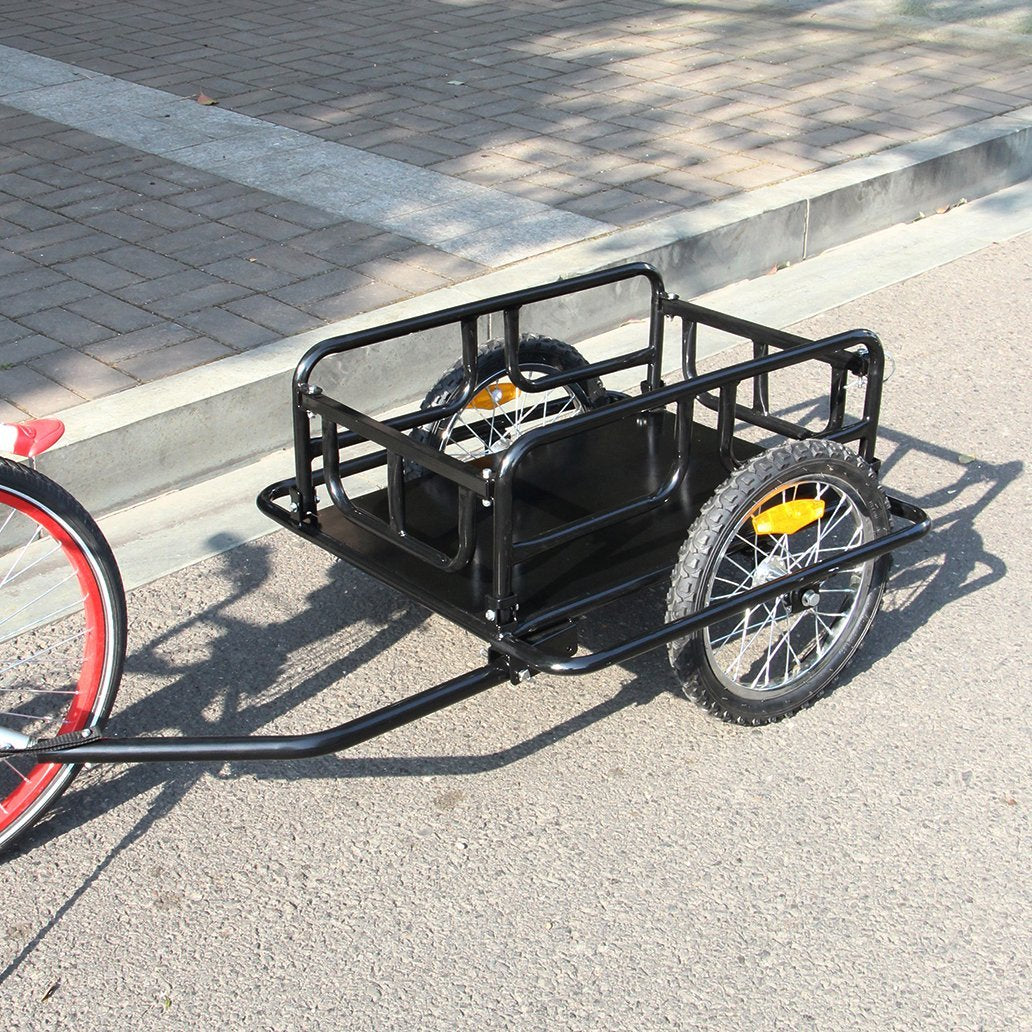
[412,335,604,465]
[666,439,891,725]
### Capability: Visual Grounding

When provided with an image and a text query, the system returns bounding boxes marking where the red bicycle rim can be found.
[0,488,108,835]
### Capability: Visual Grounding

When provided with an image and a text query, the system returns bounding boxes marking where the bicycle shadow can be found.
[0,538,668,986]
[1,420,1018,988]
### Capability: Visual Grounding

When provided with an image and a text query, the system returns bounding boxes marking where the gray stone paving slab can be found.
[117,336,233,380]
[0,104,493,417]
[0,45,611,264]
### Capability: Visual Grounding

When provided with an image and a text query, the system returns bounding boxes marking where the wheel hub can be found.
[789,586,822,613]
[751,554,790,587]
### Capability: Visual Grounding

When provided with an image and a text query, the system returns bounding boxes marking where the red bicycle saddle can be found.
[0,418,65,457]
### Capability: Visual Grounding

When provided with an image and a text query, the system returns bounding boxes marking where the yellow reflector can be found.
[752,498,826,535]
[468,382,520,409]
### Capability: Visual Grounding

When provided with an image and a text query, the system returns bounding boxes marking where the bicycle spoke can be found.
[2,757,30,783]
[446,382,575,459]
[700,473,871,696]
[0,541,63,590]
[1,527,48,589]
[0,628,86,679]
[0,575,80,632]
[1,709,39,721]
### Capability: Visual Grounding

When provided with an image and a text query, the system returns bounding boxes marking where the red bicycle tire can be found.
[0,461,125,854]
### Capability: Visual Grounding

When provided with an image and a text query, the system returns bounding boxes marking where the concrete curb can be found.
[39,106,1032,515]
[94,176,1032,595]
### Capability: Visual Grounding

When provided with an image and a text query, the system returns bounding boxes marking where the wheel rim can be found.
[437,366,586,459]
[702,475,875,697]
[0,487,112,840]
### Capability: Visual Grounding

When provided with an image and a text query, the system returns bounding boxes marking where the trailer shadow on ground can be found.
[14,417,1020,854]
[1,419,1020,988]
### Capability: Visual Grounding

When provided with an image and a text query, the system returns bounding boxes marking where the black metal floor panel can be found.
[307,413,760,636]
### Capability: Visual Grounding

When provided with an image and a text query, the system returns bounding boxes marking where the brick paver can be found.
[1,0,1031,416]
[0,108,469,414]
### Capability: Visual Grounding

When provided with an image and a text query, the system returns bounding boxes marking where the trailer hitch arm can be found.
[15,662,513,765]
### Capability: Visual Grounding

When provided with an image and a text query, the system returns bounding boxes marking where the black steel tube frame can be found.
[292,331,885,604]
[270,261,899,637]
[27,496,929,766]
[261,280,921,664]
[490,494,930,676]
[289,262,665,521]
[280,263,897,599]
[671,295,881,463]
[31,662,513,764]
[484,328,883,607]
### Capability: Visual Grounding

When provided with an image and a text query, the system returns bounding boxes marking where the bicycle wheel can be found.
[0,459,125,854]
[413,335,604,463]
[666,440,890,725]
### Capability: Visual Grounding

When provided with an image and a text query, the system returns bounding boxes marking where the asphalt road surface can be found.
[3,234,1029,1030]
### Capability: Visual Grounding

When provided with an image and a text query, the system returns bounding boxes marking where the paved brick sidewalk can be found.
[0,107,478,419]
[1,0,1031,418]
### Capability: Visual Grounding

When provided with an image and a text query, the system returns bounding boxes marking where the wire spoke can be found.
[1,755,31,784]
[0,685,77,696]
[0,628,86,679]
[708,615,752,650]
[721,553,756,580]
[0,577,81,633]
[1,541,64,591]
[701,472,872,696]
[441,370,583,460]
[712,564,756,596]
[1,709,39,721]
[750,609,804,690]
